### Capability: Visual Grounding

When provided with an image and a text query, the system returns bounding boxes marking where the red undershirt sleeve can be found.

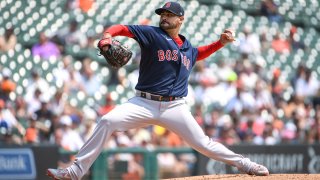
[104,25,135,38]
[196,40,224,61]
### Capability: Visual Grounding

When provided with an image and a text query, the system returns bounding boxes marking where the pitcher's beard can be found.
[159,21,177,30]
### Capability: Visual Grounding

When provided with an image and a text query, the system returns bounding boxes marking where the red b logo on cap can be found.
[165,2,171,8]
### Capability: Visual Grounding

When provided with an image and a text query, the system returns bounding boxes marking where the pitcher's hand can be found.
[220,29,235,45]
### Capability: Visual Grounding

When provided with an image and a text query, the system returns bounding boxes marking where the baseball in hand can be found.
[225,30,235,41]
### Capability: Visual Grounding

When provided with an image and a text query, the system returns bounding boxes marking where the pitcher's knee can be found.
[100,114,123,130]
[99,114,113,126]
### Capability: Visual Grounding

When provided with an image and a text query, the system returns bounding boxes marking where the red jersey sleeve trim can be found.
[104,25,135,38]
[196,40,224,61]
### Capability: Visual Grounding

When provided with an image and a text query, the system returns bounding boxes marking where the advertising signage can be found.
[0,148,36,179]
[197,144,320,175]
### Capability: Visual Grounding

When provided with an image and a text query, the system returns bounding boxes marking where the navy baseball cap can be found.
[155,2,184,16]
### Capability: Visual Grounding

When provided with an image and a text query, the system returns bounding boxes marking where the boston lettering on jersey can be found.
[157,50,191,70]
[127,25,198,97]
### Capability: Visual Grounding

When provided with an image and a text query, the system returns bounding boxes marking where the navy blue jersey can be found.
[127,25,198,97]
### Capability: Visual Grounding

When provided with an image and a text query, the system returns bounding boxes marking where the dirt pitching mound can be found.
[164,174,320,180]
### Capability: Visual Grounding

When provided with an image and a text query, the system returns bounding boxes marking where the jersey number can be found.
[158,50,178,61]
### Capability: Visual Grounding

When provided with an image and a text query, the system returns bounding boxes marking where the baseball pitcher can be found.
[47,2,269,179]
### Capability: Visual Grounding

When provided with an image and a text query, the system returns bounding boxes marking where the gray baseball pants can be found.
[67,96,245,179]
